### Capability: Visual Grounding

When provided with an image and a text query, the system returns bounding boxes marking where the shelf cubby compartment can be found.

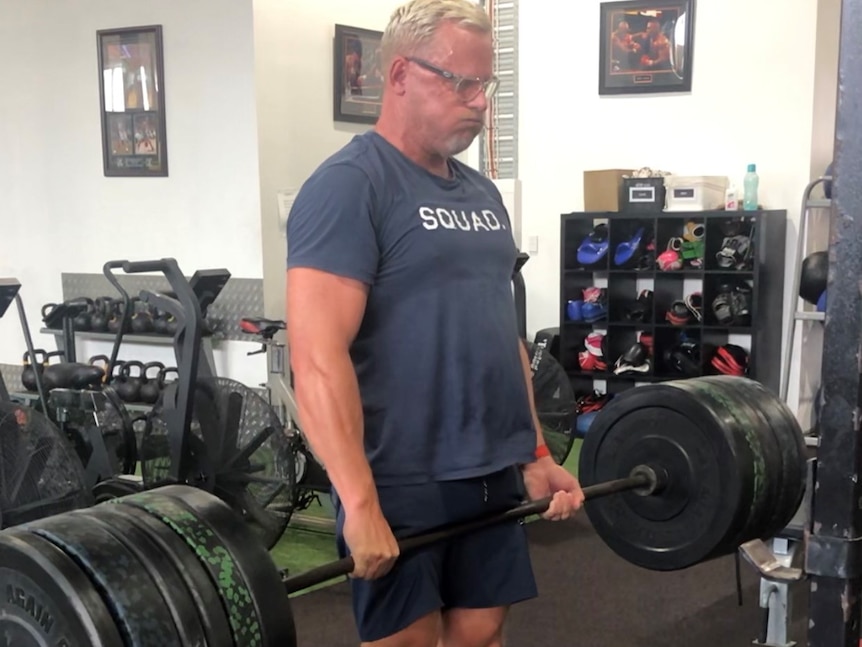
[702,272,754,328]
[704,214,757,272]
[608,217,655,272]
[562,215,611,272]
[653,326,702,380]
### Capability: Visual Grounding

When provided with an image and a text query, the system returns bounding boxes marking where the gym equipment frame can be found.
[799,2,862,643]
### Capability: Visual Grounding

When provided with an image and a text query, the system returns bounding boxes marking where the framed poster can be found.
[333,24,384,124]
[599,0,696,95]
[97,25,168,176]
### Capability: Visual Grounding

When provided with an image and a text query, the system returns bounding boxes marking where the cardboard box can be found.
[583,170,636,211]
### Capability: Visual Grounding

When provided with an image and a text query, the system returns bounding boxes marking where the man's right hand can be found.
[341,501,400,580]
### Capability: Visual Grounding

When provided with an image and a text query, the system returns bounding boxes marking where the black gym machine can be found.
[1,259,297,547]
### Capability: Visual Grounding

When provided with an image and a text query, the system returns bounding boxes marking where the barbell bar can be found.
[0,374,808,646]
[283,467,661,594]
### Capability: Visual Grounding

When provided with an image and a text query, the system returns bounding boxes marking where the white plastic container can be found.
[664,176,730,211]
[725,185,738,211]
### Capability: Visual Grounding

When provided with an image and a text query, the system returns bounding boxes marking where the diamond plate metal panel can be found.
[60,273,264,342]
[0,363,23,394]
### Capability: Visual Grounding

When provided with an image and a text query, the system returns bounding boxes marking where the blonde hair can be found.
[381,0,492,66]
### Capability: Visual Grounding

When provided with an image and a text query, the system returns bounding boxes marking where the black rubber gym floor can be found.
[290,513,809,646]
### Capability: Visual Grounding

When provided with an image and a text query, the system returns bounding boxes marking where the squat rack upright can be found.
[806,1,862,644]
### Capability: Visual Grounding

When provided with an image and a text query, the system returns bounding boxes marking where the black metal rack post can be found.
[806,1,862,644]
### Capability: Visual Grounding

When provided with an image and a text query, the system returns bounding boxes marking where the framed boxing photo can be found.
[598,0,696,96]
[333,24,385,125]
[97,25,169,176]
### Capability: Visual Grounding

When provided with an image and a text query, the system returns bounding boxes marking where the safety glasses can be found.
[406,56,499,102]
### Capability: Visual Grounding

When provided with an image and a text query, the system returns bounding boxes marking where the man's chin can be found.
[442,131,481,157]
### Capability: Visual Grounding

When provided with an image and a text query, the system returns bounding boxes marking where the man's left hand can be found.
[522,456,585,521]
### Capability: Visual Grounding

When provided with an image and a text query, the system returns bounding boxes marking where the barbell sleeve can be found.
[282,471,651,595]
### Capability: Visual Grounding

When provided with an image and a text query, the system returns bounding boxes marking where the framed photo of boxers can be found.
[97,25,168,176]
[333,24,385,124]
[598,0,696,96]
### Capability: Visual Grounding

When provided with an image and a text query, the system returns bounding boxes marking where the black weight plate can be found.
[745,379,807,531]
[703,376,806,539]
[578,383,749,571]
[699,376,796,545]
[667,378,771,551]
[114,487,270,647]
[79,506,209,647]
[97,502,234,647]
[25,512,183,647]
[0,530,123,647]
[159,485,296,647]
[697,377,785,541]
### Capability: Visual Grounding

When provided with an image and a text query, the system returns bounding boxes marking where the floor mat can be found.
[288,512,809,647]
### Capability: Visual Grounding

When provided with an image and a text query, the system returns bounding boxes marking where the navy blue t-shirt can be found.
[286,131,535,486]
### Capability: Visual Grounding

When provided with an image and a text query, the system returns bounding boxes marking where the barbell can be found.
[0,375,807,646]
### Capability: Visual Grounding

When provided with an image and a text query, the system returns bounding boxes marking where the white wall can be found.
[253,0,395,322]
[809,0,842,178]
[0,0,264,383]
[517,0,826,411]
[252,0,396,413]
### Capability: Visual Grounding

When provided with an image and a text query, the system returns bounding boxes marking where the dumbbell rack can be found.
[2,270,266,407]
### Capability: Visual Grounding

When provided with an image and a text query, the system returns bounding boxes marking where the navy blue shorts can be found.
[333,466,538,643]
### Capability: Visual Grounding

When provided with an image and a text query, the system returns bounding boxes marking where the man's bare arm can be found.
[286,267,377,511]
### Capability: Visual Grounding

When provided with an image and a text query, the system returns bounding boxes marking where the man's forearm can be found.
[292,351,378,511]
[517,340,546,449]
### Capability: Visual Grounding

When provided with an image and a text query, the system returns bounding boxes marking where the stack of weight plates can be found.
[0,485,296,646]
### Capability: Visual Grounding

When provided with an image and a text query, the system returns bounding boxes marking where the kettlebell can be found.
[107,359,126,388]
[130,298,154,334]
[89,355,110,382]
[164,313,178,336]
[21,349,49,392]
[73,298,94,331]
[116,360,144,402]
[152,308,168,335]
[139,361,165,404]
[107,299,132,335]
[41,302,60,328]
[158,366,179,392]
[90,298,110,332]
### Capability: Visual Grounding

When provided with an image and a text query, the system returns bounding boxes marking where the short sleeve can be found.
[286,162,379,284]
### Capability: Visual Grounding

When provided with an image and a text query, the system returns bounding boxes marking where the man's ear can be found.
[388,57,409,96]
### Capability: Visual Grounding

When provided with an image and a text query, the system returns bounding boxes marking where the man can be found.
[285,1,584,645]
[610,20,641,72]
[639,19,671,71]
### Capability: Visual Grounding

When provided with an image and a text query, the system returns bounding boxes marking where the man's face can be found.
[404,22,494,158]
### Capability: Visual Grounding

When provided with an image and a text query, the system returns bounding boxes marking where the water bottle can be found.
[743,164,759,211]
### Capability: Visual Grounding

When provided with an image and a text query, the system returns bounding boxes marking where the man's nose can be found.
[468,89,489,112]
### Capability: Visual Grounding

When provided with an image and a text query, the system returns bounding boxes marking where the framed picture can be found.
[333,24,384,124]
[97,25,168,176]
[598,0,696,96]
